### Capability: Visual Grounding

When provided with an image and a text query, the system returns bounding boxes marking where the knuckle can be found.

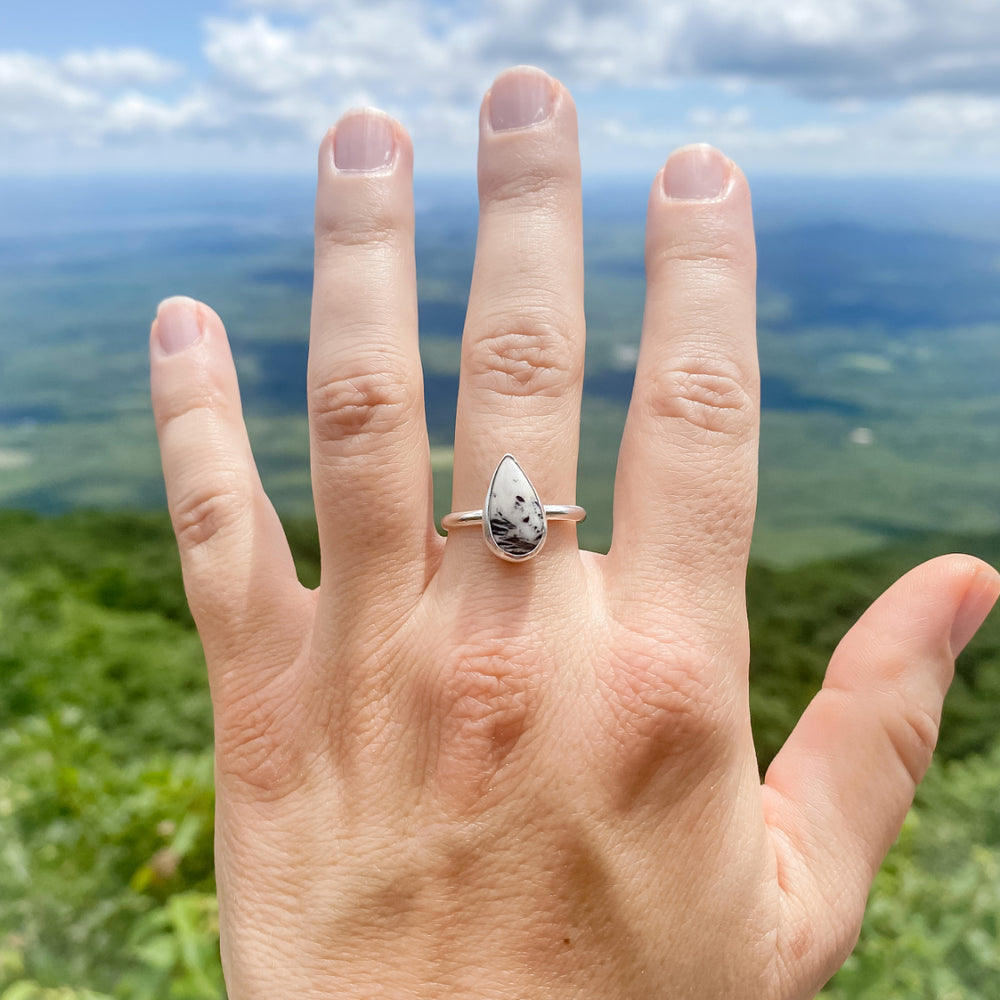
[315,204,398,257]
[155,378,230,438]
[469,316,579,400]
[214,674,323,802]
[645,358,757,438]
[882,690,940,786]
[172,479,250,553]
[649,230,745,273]
[597,631,730,799]
[309,368,413,451]
[427,640,540,798]
[481,166,567,212]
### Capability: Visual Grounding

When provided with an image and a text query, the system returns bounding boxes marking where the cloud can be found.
[593,111,846,167]
[102,92,214,140]
[224,0,1000,101]
[203,15,325,98]
[3,1,1000,172]
[0,47,187,143]
[688,105,753,131]
[0,53,100,136]
[60,48,183,87]
[675,0,1000,99]
[192,0,1000,132]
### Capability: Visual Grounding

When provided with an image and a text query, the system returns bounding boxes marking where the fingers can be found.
[763,555,1000,980]
[448,67,585,567]
[607,145,758,631]
[150,297,303,668]
[309,110,437,613]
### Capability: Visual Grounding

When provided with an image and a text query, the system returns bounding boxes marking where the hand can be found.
[150,66,1000,1000]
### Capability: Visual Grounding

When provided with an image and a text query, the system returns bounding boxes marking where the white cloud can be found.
[203,15,325,97]
[0,46,183,149]
[102,91,213,138]
[898,93,1000,135]
[0,53,100,136]
[190,0,1000,133]
[3,1,1000,173]
[688,0,911,49]
[589,111,846,175]
[675,0,1000,98]
[688,105,753,131]
[682,94,1000,174]
[60,48,183,87]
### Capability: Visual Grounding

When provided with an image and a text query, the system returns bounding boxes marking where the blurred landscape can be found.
[2,173,1000,563]
[1,173,999,997]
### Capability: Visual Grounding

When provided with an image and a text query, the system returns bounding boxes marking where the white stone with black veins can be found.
[484,454,546,561]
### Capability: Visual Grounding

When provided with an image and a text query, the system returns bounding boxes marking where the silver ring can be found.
[441,454,586,562]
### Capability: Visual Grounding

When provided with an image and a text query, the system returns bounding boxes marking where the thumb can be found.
[761,554,1000,986]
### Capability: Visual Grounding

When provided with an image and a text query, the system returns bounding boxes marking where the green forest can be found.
[0,510,997,998]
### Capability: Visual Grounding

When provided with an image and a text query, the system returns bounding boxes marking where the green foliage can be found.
[0,510,997,996]
[0,512,220,996]
[120,893,224,1000]
[0,709,216,995]
[0,511,193,625]
[823,743,1000,998]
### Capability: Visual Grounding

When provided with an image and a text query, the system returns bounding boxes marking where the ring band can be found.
[441,454,586,562]
[441,505,587,529]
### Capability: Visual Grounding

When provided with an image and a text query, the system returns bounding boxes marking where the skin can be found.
[150,67,1000,1000]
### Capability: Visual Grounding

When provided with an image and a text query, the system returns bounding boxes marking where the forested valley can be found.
[1,511,997,997]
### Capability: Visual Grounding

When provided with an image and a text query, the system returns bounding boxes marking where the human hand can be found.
[150,66,1000,999]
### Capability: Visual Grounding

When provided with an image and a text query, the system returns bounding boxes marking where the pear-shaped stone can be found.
[484,455,546,561]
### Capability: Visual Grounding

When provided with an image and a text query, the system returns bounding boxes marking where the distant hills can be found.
[0,174,998,565]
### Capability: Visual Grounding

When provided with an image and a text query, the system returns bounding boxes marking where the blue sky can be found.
[3,0,1000,177]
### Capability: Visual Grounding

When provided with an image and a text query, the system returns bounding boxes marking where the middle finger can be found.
[449,67,586,564]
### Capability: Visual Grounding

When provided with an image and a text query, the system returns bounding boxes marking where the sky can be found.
[3,0,1000,178]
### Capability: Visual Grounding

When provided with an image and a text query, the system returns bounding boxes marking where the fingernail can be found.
[489,66,553,132]
[156,297,202,355]
[333,110,396,171]
[662,144,731,201]
[950,567,1000,655]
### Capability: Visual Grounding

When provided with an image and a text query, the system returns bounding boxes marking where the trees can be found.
[1,511,996,997]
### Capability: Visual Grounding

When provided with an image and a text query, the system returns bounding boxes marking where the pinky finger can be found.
[150,296,305,669]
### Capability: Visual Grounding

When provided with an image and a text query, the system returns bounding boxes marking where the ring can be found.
[441,454,586,562]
